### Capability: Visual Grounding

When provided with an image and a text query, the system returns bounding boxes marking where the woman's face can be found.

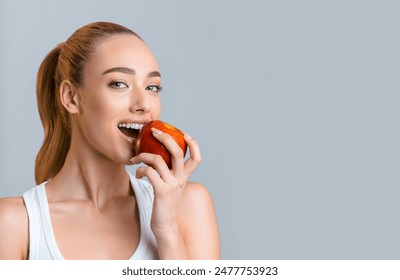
[73,34,162,164]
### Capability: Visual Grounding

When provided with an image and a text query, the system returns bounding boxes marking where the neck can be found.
[46,136,132,209]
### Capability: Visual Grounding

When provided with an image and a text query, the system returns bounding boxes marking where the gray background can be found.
[1,0,399,259]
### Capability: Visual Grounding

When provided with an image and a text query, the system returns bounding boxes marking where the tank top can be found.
[22,172,159,260]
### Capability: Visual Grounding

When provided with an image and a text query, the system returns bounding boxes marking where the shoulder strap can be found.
[22,187,42,260]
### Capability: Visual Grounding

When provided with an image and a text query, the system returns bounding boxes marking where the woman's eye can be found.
[109,81,128,89]
[147,85,163,93]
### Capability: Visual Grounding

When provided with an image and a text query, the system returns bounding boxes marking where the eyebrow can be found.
[102,67,135,75]
[147,71,161,78]
[102,67,161,78]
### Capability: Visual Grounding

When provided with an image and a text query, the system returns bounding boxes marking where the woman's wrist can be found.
[152,222,189,259]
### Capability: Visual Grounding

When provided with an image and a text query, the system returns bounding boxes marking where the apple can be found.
[134,120,187,169]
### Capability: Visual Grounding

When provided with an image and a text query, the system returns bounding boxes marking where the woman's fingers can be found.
[135,165,163,183]
[131,152,174,183]
[131,129,201,181]
[135,166,170,198]
[150,128,185,175]
[183,133,202,176]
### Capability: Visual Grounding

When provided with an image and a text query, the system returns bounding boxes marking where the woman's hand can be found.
[130,127,202,259]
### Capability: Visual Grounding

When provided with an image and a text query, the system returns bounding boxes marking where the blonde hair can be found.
[35,22,140,184]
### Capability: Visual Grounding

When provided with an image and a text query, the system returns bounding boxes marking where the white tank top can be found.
[22,172,159,260]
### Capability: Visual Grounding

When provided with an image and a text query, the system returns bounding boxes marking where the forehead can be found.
[88,35,158,73]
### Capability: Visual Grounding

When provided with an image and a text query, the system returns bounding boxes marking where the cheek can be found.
[151,97,162,119]
[78,91,118,137]
[80,86,120,121]
[81,98,108,124]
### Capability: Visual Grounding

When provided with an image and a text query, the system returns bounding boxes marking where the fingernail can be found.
[130,156,138,163]
[184,132,192,140]
[151,127,163,135]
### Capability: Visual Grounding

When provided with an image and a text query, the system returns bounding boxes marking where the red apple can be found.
[134,120,187,169]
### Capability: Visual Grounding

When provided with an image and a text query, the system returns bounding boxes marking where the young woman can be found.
[0,22,220,260]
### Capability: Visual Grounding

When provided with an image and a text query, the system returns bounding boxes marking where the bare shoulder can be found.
[0,197,27,223]
[179,181,218,218]
[179,182,220,259]
[181,182,215,206]
[0,197,29,259]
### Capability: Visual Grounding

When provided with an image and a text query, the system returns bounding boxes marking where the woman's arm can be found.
[148,182,220,260]
[132,129,220,259]
[0,197,29,260]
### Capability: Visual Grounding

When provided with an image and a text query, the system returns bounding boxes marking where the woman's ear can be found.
[59,80,81,114]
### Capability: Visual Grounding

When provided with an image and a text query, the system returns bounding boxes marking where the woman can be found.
[0,22,220,260]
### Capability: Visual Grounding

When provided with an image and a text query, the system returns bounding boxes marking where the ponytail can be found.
[35,44,71,184]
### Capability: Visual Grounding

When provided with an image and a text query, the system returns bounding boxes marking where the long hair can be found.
[35,22,141,184]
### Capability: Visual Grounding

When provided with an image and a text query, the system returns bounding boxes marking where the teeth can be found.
[118,123,144,130]
[133,123,143,130]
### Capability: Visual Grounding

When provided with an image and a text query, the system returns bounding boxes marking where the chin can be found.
[106,148,135,166]
[121,152,136,166]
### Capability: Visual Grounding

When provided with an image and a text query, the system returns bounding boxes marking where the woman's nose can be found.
[129,86,151,114]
